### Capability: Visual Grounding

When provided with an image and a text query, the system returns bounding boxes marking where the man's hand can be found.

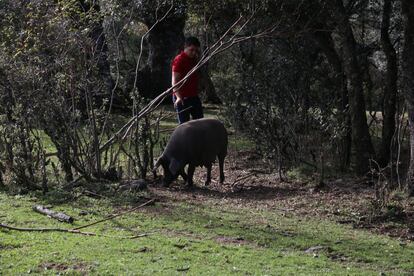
[172,71,184,108]
[174,96,184,107]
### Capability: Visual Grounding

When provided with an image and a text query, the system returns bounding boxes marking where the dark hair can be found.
[184,36,200,48]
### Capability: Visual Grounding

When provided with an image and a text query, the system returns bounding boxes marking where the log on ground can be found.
[32,205,74,223]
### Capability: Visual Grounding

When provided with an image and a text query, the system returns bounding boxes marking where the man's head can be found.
[184,36,200,59]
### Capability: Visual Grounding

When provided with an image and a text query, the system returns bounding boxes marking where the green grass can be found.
[1,192,413,275]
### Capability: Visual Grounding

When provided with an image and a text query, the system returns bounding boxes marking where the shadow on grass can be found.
[35,180,151,208]
[156,183,301,202]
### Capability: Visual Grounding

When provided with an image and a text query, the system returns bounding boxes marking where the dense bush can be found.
[0,0,159,192]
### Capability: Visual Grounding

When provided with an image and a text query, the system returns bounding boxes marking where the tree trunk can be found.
[90,20,115,97]
[313,30,352,170]
[199,14,221,104]
[129,1,187,99]
[379,0,398,167]
[79,0,116,98]
[330,0,375,175]
[143,21,185,98]
[402,0,414,194]
[199,64,222,104]
[57,146,74,183]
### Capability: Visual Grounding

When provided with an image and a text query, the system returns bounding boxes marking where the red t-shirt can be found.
[172,51,199,98]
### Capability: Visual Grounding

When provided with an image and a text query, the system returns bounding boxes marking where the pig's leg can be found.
[180,168,188,182]
[205,163,212,186]
[187,165,195,187]
[218,155,225,184]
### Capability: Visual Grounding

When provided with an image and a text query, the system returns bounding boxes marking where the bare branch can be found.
[73,198,155,231]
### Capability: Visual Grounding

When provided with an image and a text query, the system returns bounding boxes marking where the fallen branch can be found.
[3,199,156,238]
[83,190,108,199]
[130,233,150,239]
[32,205,74,223]
[0,223,95,236]
[73,198,155,231]
[0,223,152,239]
[231,172,256,186]
[63,175,85,191]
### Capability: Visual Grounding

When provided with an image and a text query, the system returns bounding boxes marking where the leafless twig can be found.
[231,172,256,186]
[73,198,155,231]
[0,223,152,239]
[0,223,96,236]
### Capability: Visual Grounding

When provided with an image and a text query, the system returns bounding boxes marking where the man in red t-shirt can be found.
[171,36,204,124]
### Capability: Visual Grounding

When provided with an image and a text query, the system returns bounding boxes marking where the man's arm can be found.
[172,71,183,106]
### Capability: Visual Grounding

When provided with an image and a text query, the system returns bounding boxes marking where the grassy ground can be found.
[1,186,414,275]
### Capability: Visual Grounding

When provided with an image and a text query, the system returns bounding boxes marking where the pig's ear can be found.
[168,158,182,176]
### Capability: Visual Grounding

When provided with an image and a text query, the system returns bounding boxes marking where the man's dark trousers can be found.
[173,95,204,124]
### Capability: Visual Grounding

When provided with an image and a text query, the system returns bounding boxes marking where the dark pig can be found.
[153,118,228,187]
